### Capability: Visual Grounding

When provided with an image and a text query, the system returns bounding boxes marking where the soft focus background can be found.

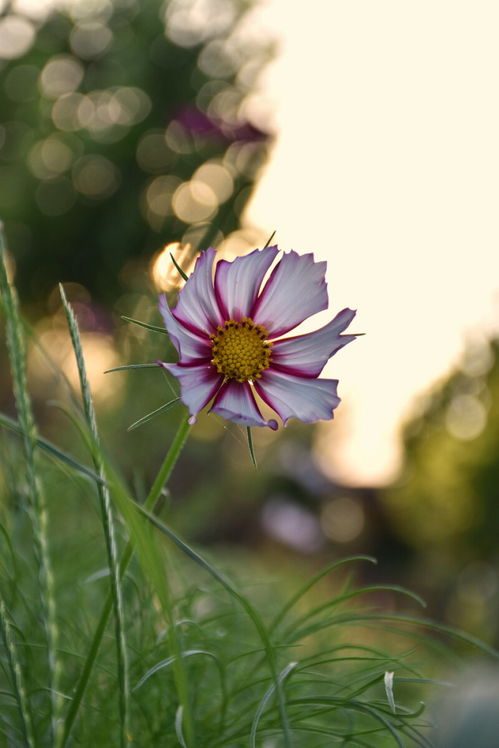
[1,0,499,648]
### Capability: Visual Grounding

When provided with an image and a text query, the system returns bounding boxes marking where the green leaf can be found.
[121,315,168,334]
[105,363,160,373]
[170,252,189,281]
[246,427,257,468]
[127,398,180,431]
[263,230,276,248]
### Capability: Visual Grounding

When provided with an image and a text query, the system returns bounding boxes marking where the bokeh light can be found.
[40,56,84,99]
[69,21,113,59]
[0,14,35,59]
[72,154,120,199]
[320,496,365,544]
[150,242,194,293]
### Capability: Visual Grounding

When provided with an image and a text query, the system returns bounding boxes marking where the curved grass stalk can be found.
[250,661,297,747]
[332,612,499,660]
[0,224,62,743]
[59,285,129,748]
[60,415,191,746]
[134,648,228,734]
[282,583,426,642]
[270,555,377,634]
[287,696,405,748]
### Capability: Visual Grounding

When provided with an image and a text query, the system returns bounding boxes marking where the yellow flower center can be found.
[210,317,272,382]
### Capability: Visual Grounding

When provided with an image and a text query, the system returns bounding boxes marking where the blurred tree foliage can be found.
[382,334,499,643]
[0,0,271,311]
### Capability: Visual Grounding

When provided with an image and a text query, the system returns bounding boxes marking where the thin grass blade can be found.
[121,315,168,334]
[170,252,189,281]
[270,556,377,633]
[384,671,395,713]
[263,230,276,248]
[250,662,297,748]
[133,501,294,747]
[285,583,427,642]
[0,411,103,485]
[105,363,159,373]
[59,284,129,748]
[0,223,61,742]
[0,594,35,748]
[60,415,191,745]
[175,706,188,748]
[246,427,257,468]
[127,398,180,431]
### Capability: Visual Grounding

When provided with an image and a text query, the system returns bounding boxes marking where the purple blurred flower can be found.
[174,105,269,143]
[159,246,357,429]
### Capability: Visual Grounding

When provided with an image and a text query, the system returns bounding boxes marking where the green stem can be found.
[144,415,191,513]
[61,414,191,746]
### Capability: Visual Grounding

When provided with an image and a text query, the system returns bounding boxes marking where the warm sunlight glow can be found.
[246,0,499,485]
[150,241,194,293]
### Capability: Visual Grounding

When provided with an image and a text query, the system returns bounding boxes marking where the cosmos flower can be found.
[159,246,357,430]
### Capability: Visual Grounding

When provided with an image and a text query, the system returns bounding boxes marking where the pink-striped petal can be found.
[254,369,340,426]
[210,380,278,430]
[159,362,223,420]
[271,308,357,377]
[159,295,212,363]
[251,251,328,337]
[214,245,279,321]
[172,248,223,335]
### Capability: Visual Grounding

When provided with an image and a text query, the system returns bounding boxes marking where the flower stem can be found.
[61,414,191,746]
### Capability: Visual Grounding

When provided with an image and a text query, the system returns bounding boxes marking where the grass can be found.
[1,226,497,746]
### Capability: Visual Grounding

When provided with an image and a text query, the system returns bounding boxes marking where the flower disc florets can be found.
[210,317,272,382]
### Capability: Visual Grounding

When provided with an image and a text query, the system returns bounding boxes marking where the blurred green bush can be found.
[0,0,271,311]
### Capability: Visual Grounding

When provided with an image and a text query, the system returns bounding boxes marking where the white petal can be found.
[172,248,223,335]
[271,308,357,377]
[214,245,279,320]
[255,369,340,425]
[159,295,212,363]
[252,251,328,337]
[210,380,278,429]
[159,362,222,417]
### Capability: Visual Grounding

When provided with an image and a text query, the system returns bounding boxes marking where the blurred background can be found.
[1,0,499,647]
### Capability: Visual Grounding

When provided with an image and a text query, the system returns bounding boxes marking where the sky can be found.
[243,0,499,485]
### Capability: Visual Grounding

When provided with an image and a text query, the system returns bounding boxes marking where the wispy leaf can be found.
[121,315,168,334]
[127,398,180,431]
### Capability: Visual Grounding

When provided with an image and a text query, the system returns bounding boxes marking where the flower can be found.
[158,246,357,430]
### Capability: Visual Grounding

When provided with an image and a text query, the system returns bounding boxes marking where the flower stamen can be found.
[210,317,272,382]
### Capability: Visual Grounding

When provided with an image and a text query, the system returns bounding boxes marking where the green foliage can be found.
[382,335,499,643]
